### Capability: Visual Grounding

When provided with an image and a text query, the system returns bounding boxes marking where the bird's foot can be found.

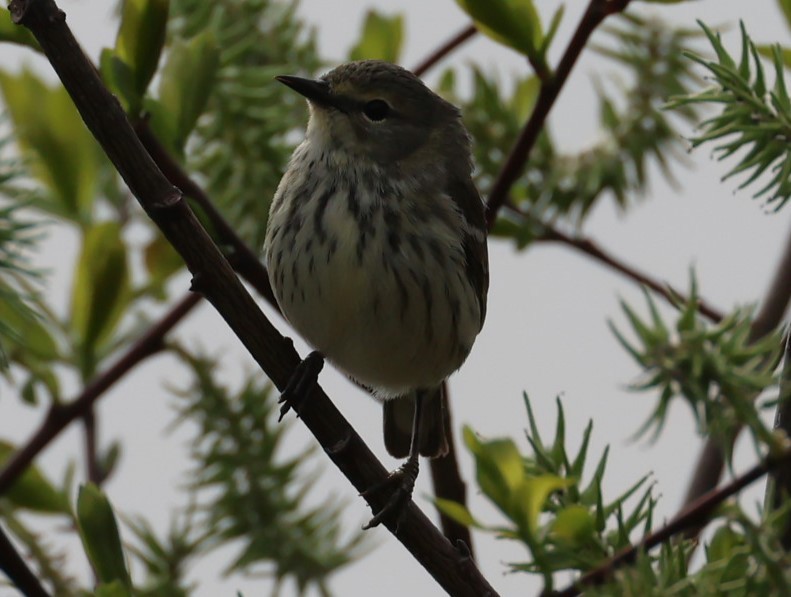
[278,350,324,421]
[361,456,419,530]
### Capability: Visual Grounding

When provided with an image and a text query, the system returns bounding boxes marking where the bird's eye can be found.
[362,99,390,122]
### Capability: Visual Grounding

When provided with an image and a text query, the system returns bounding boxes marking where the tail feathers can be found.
[383,386,449,459]
[383,398,412,459]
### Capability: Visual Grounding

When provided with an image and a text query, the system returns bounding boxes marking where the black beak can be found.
[276,75,336,108]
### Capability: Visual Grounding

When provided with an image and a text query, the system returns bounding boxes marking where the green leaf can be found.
[70,222,131,376]
[0,7,40,50]
[76,484,132,588]
[511,76,540,122]
[114,0,169,110]
[464,426,575,535]
[513,474,574,534]
[541,5,564,56]
[0,293,59,363]
[349,10,403,63]
[707,524,750,584]
[455,0,543,60]
[155,31,220,154]
[99,442,123,482]
[707,524,744,562]
[437,68,456,95]
[434,498,484,528]
[99,49,140,115]
[550,504,596,546]
[490,215,536,247]
[779,0,791,29]
[0,440,67,514]
[0,69,102,224]
[143,234,184,299]
[94,580,133,597]
[464,426,524,511]
[20,377,38,405]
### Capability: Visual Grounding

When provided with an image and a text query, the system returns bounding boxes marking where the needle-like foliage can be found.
[171,351,366,595]
[669,22,791,209]
[0,132,45,367]
[438,395,657,593]
[610,274,782,456]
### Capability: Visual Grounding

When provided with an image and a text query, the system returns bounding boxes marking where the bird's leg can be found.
[278,349,324,421]
[362,391,425,530]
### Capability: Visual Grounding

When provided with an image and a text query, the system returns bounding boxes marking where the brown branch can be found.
[485,0,632,230]
[412,24,477,77]
[550,446,791,597]
[0,524,51,597]
[82,409,100,485]
[429,384,473,552]
[506,205,726,323]
[9,1,499,594]
[681,221,791,534]
[0,292,200,496]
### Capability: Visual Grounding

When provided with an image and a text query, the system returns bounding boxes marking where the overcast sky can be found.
[3,1,791,596]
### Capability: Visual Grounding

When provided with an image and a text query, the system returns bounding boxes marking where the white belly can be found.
[264,167,481,397]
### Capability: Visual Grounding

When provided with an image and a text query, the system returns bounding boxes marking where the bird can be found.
[263,60,489,528]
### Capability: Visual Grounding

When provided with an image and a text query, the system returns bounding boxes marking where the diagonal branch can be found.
[538,226,724,322]
[412,24,477,77]
[506,205,726,323]
[0,524,51,597]
[8,1,499,594]
[485,0,632,230]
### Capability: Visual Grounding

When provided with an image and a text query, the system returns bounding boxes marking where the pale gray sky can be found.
[2,1,790,596]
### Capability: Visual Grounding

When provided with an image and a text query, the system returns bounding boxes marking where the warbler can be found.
[264,60,489,528]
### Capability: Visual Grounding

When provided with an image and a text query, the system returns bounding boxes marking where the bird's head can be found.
[277,60,468,170]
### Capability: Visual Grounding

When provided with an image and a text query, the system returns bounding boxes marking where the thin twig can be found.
[428,385,473,552]
[485,0,632,230]
[412,24,477,77]
[9,2,499,594]
[0,524,51,597]
[0,292,200,496]
[83,408,101,487]
[550,446,791,597]
[507,205,725,323]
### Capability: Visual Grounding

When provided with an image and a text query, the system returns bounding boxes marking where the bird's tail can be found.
[383,385,449,459]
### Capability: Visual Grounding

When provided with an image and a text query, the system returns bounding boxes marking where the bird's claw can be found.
[361,457,419,530]
[278,350,325,421]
